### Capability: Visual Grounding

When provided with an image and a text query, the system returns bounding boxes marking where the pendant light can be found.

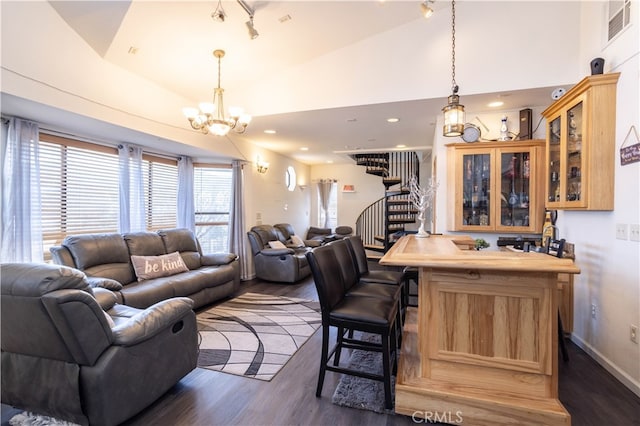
[442,0,465,137]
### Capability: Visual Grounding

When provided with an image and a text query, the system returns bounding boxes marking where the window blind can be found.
[143,158,178,231]
[194,166,232,253]
[39,140,120,258]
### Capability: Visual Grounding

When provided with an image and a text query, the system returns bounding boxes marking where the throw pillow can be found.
[130,251,189,281]
[268,240,287,249]
[290,234,304,247]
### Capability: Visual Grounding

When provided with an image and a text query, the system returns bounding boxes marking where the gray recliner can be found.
[0,263,198,426]
[247,225,311,283]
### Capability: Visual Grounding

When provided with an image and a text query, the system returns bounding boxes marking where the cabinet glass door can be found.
[462,153,490,227]
[548,116,561,204]
[499,151,532,228]
[565,102,583,203]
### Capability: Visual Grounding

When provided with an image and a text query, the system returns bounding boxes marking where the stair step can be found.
[367,168,387,176]
[374,234,386,242]
[387,199,410,205]
[386,189,410,196]
[364,243,386,253]
[388,218,416,224]
[382,177,402,188]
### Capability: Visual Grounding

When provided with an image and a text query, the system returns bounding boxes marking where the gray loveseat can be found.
[247,224,311,283]
[50,228,239,309]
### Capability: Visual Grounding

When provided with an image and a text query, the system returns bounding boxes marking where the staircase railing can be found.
[353,151,421,254]
[355,197,385,248]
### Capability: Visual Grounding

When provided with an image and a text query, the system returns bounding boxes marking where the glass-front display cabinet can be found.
[447,140,545,233]
[542,73,619,210]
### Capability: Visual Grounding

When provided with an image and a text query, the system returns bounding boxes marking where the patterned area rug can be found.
[331,333,395,414]
[197,292,321,381]
[9,411,80,426]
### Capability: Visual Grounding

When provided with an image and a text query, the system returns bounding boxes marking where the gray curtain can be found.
[317,179,334,228]
[229,160,252,280]
[118,144,145,233]
[177,156,195,231]
[1,118,43,262]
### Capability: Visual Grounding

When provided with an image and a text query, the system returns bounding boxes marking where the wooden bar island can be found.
[380,235,580,425]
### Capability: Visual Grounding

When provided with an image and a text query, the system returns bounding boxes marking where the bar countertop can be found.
[380,234,580,274]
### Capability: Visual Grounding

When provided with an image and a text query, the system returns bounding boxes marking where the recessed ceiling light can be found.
[327,160,333,164]
[387,118,400,123]
[128,46,138,55]
[396,144,406,148]
[347,118,357,122]
[300,147,309,151]
[278,14,292,23]
[264,129,276,134]
[488,101,504,108]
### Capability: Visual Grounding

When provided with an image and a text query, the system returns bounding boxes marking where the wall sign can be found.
[620,125,640,166]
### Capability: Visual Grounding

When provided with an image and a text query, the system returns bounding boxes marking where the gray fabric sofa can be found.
[247,224,311,283]
[50,228,239,309]
[1,262,198,426]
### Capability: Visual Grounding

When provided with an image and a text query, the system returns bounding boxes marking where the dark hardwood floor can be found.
[3,275,639,425]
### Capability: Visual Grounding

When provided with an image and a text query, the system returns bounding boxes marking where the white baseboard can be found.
[570,334,640,398]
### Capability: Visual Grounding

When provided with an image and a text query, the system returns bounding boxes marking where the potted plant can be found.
[474,238,490,250]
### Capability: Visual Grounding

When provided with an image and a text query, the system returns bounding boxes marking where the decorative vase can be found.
[590,57,604,75]
[416,211,430,238]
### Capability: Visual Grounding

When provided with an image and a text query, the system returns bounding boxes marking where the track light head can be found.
[246,17,259,39]
[211,0,226,22]
[420,0,434,18]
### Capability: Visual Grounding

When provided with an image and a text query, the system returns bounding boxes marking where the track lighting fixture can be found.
[420,0,434,18]
[246,17,259,39]
[238,0,259,39]
[211,0,259,40]
[211,0,226,22]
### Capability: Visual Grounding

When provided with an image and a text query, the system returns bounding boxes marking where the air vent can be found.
[608,0,631,41]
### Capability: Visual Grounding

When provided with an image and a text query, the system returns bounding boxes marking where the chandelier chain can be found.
[451,0,457,94]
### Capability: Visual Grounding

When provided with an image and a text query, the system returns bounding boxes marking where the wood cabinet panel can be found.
[447,140,545,233]
[542,73,619,210]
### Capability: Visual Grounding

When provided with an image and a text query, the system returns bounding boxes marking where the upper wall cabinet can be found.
[542,73,620,210]
[447,140,546,234]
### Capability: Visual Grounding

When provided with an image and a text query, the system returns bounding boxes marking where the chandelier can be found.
[442,0,465,137]
[183,49,251,136]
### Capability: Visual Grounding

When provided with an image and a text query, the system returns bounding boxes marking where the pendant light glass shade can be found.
[442,93,465,137]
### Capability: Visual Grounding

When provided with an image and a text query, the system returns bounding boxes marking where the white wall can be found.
[566,0,640,395]
[244,149,311,236]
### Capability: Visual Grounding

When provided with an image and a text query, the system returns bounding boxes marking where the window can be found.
[194,165,232,253]
[142,155,178,231]
[285,166,296,191]
[318,182,338,229]
[38,134,178,260]
[39,134,120,259]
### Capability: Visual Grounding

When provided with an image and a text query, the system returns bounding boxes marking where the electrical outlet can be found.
[630,224,640,242]
[591,304,597,319]
[631,325,638,344]
[616,223,629,240]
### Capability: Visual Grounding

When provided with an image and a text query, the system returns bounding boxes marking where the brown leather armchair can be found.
[1,263,198,426]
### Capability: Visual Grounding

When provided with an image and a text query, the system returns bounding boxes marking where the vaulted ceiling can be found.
[1,1,581,164]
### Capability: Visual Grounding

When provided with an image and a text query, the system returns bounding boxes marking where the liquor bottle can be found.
[541,210,555,243]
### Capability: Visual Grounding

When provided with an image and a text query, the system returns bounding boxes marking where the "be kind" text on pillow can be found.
[131,251,189,281]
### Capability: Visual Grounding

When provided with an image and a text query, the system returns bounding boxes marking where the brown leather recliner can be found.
[0,263,198,426]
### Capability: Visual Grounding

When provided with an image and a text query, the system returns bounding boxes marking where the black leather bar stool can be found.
[306,244,398,409]
[346,235,408,316]
[329,238,403,351]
